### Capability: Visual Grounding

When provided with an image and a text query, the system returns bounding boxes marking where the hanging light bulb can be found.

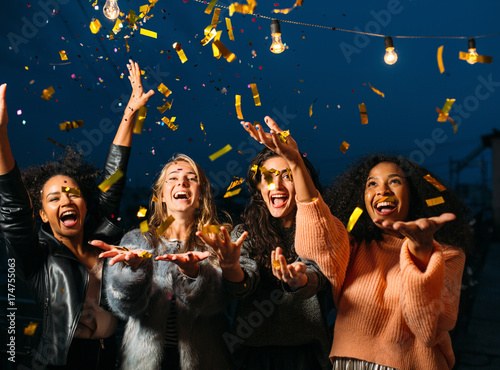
[384,36,398,65]
[466,38,478,64]
[103,0,120,20]
[270,20,285,54]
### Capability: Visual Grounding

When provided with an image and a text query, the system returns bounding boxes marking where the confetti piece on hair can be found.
[437,46,445,73]
[41,86,55,100]
[202,225,222,233]
[277,130,290,144]
[205,0,218,14]
[157,83,172,97]
[226,18,235,41]
[173,42,188,63]
[424,174,447,192]
[61,187,81,197]
[227,177,244,191]
[209,144,232,161]
[59,120,84,131]
[161,116,178,131]
[137,206,147,217]
[459,51,493,64]
[358,103,368,125]
[152,195,159,202]
[346,207,363,233]
[224,187,242,198]
[24,322,38,336]
[339,141,350,153]
[213,39,236,62]
[90,18,102,34]
[229,0,257,16]
[272,0,303,14]
[133,106,148,134]
[46,137,67,149]
[368,83,385,98]
[235,94,243,119]
[140,220,149,233]
[426,196,445,207]
[157,215,175,236]
[251,164,258,179]
[98,169,124,192]
[140,251,152,259]
[250,83,261,106]
[157,100,172,113]
[140,28,157,38]
[59,50,68,61]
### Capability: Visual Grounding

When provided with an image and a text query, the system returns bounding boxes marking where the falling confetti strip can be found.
[59,50,68,61]
[346,207,363,233]
[158,83,172,97]
[358,103,368,125]
[41,86,55,101]
[229,0,257,16]
[205,0,218,14]
[224,188,242,198]
[90,18,102,34]
[157,100,172,113]
[173,42,188,63]
[339,141,350,153]
[98,169,124,192]
[137,206,147,217]
[59,120,84,131]
[140,220,149,233]
[272,0,303,14]
[140,28,157,38]
[235,94,243,119]
[161,117,178,131]
[202,225,222,233]
[61,187,81,197]
[426,196,445,207]
[46,137,67,149]
[424,174,447,192]
[250,83,261,106]
[368,83,385,98]
[226,17,235,41]
[157,215,175,236]
[133,106,148,134]
[209,144,232,161]
[437,45,445,73]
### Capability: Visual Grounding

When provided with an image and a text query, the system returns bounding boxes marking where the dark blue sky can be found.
[2,0,499,199]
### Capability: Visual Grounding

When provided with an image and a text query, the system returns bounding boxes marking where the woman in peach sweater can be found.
[242,118,470,370]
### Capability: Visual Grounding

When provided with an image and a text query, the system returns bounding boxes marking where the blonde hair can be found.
[146,154,222,254]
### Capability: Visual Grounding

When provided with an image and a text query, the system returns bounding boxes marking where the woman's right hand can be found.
[91,240,146,269]
[124,59,155,114]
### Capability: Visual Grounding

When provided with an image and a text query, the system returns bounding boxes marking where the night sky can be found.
[2,0,499,203]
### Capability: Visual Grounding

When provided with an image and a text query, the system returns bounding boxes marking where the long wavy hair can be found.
[240,148,323,274]
[324,153,471,253]
[144,154,223,256]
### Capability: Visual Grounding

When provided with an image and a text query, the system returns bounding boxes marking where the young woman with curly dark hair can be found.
[292,150,471,369]
[0,60,154,369]
[204,117,333,369]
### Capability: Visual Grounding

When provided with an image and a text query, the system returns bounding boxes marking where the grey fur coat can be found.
[104,229,233,370]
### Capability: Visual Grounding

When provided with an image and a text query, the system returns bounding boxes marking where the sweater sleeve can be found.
[282,257,329,299]
[294,196,350,304]
[399,240,465,347]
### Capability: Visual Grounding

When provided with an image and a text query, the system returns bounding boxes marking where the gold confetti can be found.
[137,206,147,217]
[140,251,152,259]
[209,144,232,161]
[173,42,188,63]
[235,94,243,119]
[157,100,172,113]
[437,45,445,73]
[227,177,244,191]
[368,83,385,98]
[24,322,38,336]
[205,0,218,14]
[157,83,172,97]
[277,130,290,144]
[229,0,257,16]
[459,51,493,64]
[424,174,446,192]
[272,0,303,14]
[213,39,236,62]
[223,188,242,198]
[161,116,178,131]
[59,120,84,131]
[59,50,68,61]
[226,18,234,41]
[437,99,455,121]
[41,86,55,100]
[426,196,445,207]
[140,220,149,233]
[260,166,275,190]
[272,259,281,268]
[112,19,123,34]
[211,7,221,28]
[202,225,221,234]
[132,106,147,134]
[250,83,261,106]
[157,215,175,236]
[251,164,258,179]
[359,103,368,125]
[346,207,363,233]
[115,246,129,251]
[98,169,124,192]
[61,187,81,197]
[339,141,350,153]
[140,28,157,38]
[90,18,102,34]
[152,195,159,202]
[200,28,217,46]
[46,137,67,149]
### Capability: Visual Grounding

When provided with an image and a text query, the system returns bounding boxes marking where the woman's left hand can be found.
[373,213,456,268]
[124,59,155,114]
[271,247,308,289]
[156,251,210,278]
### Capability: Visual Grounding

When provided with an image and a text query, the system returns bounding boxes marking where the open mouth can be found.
[60,210,78,227]
[374,196,397,215]
[173,191,190,200]
[270,193,288,208]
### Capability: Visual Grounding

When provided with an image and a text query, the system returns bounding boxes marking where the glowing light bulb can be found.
[103,0,120,20]
[466,38,478,64]
[270,20,285,54]
[384,36,398,65]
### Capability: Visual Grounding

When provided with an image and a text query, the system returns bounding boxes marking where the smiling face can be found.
[39,175,87,241]
[161,160,200,218]
[364,162,410,229]
[259,156,296,227]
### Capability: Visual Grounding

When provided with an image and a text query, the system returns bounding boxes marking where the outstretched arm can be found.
[0,84,14,175]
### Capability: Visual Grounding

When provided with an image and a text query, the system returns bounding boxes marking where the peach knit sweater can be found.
[295,197,465,370]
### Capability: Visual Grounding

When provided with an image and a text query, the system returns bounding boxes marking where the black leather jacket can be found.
[0,144,130,367]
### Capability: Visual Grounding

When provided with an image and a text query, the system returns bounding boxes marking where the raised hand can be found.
[91,240,146,269]
[0,84,7,132]
[196,226,247,282]
[124,59,155,114]
[271,247,308,289]
[156,251,211,278]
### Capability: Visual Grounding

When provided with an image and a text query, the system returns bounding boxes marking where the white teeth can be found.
[174,192,189,199]
[376,202,395,210]
[271,194,287,199]
[61,211,76,217]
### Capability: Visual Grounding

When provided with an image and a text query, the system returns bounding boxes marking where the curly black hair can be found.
[240,148,324,274]
[324,153,472,253]
[21,146,101,218]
